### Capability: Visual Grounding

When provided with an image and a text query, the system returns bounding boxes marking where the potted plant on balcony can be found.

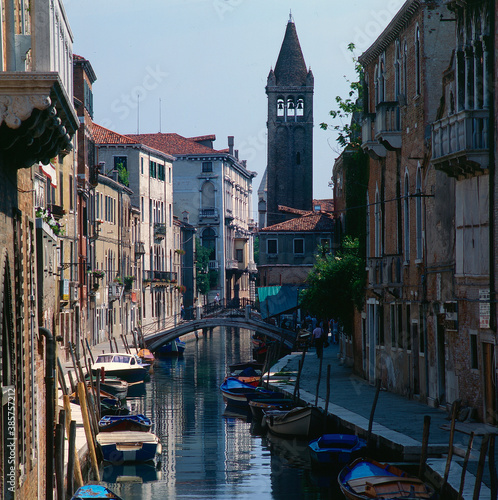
[175,249,186,255]
[90,269,105,279]
[113,277,124,286]
[124,275,135,291]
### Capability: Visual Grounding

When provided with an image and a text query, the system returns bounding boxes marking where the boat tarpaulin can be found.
[258,285,299,319]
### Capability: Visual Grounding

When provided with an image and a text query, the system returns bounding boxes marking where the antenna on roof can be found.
[159,98,162,133]
[289,10,293,23]
[137,93,140,134]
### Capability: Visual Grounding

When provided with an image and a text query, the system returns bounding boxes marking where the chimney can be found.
[228,136,234,156]
[182,211,190,223]
[112,169,119,182]
[235,150,239,160]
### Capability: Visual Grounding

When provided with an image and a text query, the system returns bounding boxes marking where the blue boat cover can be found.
[318,434,360,449]
[72,484,122,499]
[345,461,397,482]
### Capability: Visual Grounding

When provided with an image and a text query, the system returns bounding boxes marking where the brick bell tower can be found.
[266,14,314,227]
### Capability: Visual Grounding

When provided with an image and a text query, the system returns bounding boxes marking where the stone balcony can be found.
[361,113,386,160]
[0,73,78,169]
[432,109,489,178]
[375,101,401,150]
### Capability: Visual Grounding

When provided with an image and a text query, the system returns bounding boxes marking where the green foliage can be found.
[299,237,365,335]
[208,270,219,289]
[254,235,259,264]
[320,43,363,149]
[117,163,129,187]
[195,238,211,295]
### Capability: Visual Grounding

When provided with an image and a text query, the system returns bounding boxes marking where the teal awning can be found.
[257,285,299,319]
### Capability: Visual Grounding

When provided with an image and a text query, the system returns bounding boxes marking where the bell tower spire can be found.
[265,17,314,226]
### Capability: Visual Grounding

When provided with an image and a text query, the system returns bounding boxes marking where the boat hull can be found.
[263,406,323,438]
[97,431,161,464]
[220,377,277,409]
[338,457,437,500]
[99,414,152,433]
[249,398,298,422]
[308,434,367,465]
[155,339,186,356]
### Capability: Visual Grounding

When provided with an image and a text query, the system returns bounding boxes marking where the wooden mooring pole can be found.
[418,415,431,479]
[367,379,381,449]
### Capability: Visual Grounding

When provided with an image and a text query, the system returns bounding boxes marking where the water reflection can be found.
[102,327,343,499]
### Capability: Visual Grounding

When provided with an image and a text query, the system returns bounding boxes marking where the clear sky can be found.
[64,0,401,220]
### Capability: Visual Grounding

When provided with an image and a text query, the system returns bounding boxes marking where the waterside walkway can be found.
[266,342,495,499]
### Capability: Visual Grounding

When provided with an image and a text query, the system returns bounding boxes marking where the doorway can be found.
[483,342,496,424]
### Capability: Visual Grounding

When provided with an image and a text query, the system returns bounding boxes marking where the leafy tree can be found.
[116,162,129,187]
[300,237,364,335]
[320,43,363,149]
[254,235,259,264]
[195,238,210,295]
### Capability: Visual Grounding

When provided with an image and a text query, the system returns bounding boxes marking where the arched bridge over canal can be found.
[141,302,298,352]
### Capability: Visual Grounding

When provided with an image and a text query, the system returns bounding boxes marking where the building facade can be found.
[94,124,181,329]
[0,0,78,497]
[128,133,257,304]
[258,207,334,287]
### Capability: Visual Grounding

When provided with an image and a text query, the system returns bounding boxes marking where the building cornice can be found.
[358,0,421,66]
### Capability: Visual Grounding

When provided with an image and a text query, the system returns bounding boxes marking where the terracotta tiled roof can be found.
[126,133,223,156]
[189,134,216,143]
[278,205,309,216]
[73,54,85,61]
[261,212,334,232]
[313,199,334,213]
[93,124,139,145]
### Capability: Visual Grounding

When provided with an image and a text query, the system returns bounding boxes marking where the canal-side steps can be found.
[265,347,494,500]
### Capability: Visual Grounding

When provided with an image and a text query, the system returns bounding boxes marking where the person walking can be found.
[313,323,324,359]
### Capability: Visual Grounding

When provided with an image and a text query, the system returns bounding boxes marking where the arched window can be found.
[375,189,382,257]
[394,40,401,99]
[366,193,371,258]
[287,98,295,117]
[201,181,215,209]
[415,26,421,95]
[378,54,385,102]
[277,97,285,117]
[202,227,216,260]
[404,172,410,262]
[296,98,304,117]
[416,165,423,260]
[403,41,408,96]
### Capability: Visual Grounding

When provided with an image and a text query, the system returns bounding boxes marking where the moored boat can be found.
[96,430,162,463]
[308,434,367,465]
[91,352,149,383]
[155,338,186,356]
[85,374,129,398]
[99,414,152,433]
[137,347,156,364]
[249,398,298,422]
[220,377,279,408]
[262,405,324,438]
[71,484,123,500]
[228,365,262,386]
[338,457,437,500]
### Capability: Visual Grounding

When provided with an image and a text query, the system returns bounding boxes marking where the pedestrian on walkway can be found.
[180,304,185,320]
[313,323,325,358]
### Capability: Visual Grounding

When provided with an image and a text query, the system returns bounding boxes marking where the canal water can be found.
[101,327,344,499]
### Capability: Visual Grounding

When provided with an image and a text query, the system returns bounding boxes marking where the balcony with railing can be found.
[432,109,489,178]
[226,259,239,270]
[375,102,401,150]
[143,270,178,283]
[199,208,219,222]
[134,241,146,260]
[361,113,386,160]
[154,222,166,239]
